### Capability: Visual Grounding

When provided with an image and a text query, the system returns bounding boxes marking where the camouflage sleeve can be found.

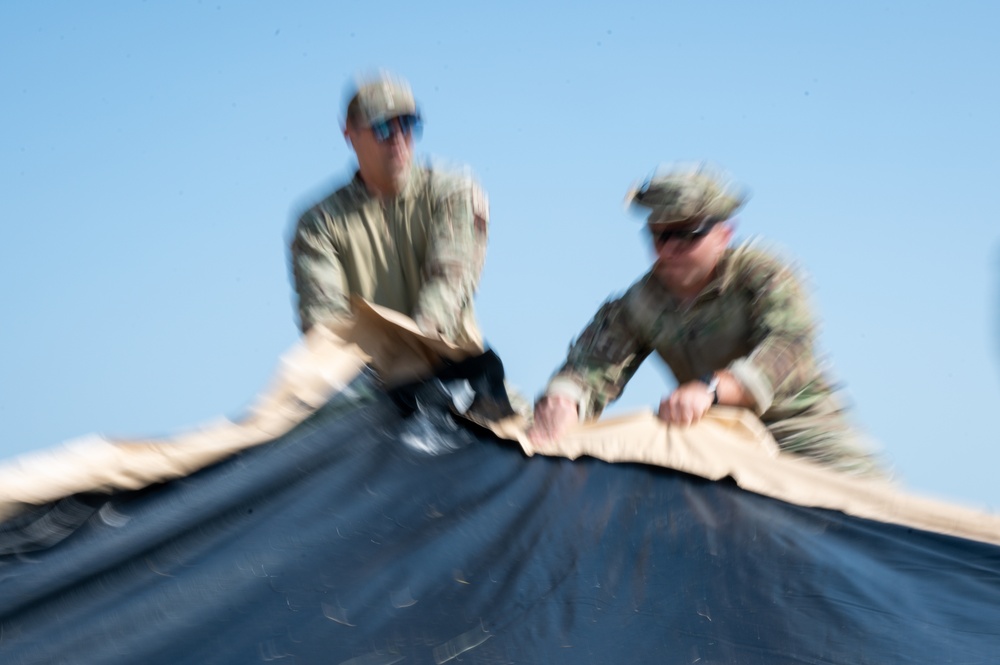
[413,176,489,338]
[544,296,653,421]
[289,209,350,333]
[727,256,818,414]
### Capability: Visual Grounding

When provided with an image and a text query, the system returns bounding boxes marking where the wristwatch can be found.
[701,373,720,405]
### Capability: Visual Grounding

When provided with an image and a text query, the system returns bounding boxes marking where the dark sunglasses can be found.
[369,114,423,143]
[652,219,719,245]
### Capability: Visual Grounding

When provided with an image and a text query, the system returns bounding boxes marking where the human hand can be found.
[657,381,714,427]
[527,395,579,446]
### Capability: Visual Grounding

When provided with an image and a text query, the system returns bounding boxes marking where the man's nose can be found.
[659,241,685,257]
[386,121,409,144]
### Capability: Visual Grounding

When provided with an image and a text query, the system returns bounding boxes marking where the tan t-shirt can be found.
[290,163,489,348]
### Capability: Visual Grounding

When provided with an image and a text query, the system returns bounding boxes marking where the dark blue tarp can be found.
[2,359,999,664]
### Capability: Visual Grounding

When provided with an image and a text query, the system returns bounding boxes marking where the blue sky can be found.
[3,1,999,511]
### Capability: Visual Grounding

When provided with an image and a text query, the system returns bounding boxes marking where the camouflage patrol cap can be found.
[345,72,419,127]
[625,164,747,227]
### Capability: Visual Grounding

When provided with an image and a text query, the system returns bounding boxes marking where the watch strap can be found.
[701,372,720,405]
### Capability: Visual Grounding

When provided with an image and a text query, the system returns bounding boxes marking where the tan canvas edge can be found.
[0,298,477,522]
[498,410,1000,546]
[2,302,998,548]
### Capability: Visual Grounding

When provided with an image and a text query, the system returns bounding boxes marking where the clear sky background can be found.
[3,1,998,511]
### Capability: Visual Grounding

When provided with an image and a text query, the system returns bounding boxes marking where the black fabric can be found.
[2,366,999,665]
[388,347,515,423]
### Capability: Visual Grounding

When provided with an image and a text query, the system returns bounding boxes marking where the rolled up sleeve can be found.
[544,297,652,421]
[290,210,350,333]
[727,264,817,414]
[414,179,488,338]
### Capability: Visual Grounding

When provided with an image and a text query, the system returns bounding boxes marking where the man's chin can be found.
[654,266,700,291]
[388,149,411,166]
[389,165,411,189]
[654,264,686,281]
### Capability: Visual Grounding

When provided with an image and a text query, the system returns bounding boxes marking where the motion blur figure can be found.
[290,72,489,347]
[529,164,886,477]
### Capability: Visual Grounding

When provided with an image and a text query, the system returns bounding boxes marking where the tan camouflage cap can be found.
[625,164,747,227]
[345,72,419,127]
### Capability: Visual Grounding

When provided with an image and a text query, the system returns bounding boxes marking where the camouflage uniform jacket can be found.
[545,243,884,476]
[290,163,489,348]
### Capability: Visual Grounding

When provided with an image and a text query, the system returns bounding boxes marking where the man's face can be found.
[344,115,417,192]
[651,221,732,294]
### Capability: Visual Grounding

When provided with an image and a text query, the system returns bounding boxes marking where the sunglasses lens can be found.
[399,114,422,138]
[370,115,422,143]
[656,230,682,244]
[370,120,392,142]
[656,228,704,245]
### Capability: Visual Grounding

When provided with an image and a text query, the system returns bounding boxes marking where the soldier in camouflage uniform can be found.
[529,164,886,477]
[290,72,489,348]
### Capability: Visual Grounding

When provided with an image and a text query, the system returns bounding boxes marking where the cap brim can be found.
[365,105,419,126]
[647,216,723,231]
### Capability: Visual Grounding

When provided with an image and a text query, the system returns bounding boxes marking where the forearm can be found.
[290,217,350,333]
[540,374,587,423]
[417,181,488,336]
[413,264,480,336]
[731,257,819,412]
[726,334,815,412]
[543,368,621,421]
[542,299,651,420]
[710,369,758,409]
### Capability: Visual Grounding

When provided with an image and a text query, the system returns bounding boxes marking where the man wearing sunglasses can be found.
[290,72,489,347]
[528,165,885,477]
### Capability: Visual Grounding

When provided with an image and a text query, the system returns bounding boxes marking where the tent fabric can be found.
[0,300,475,523]
[2,364,999,664]
[522,411,1000,547]
[2,300,998,547]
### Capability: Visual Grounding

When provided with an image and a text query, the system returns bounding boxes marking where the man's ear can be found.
[718,222,735,244]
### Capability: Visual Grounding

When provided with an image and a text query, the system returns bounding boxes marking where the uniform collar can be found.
[642,246,740,309]
[348,162,422,202]
[712,248,740,295]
